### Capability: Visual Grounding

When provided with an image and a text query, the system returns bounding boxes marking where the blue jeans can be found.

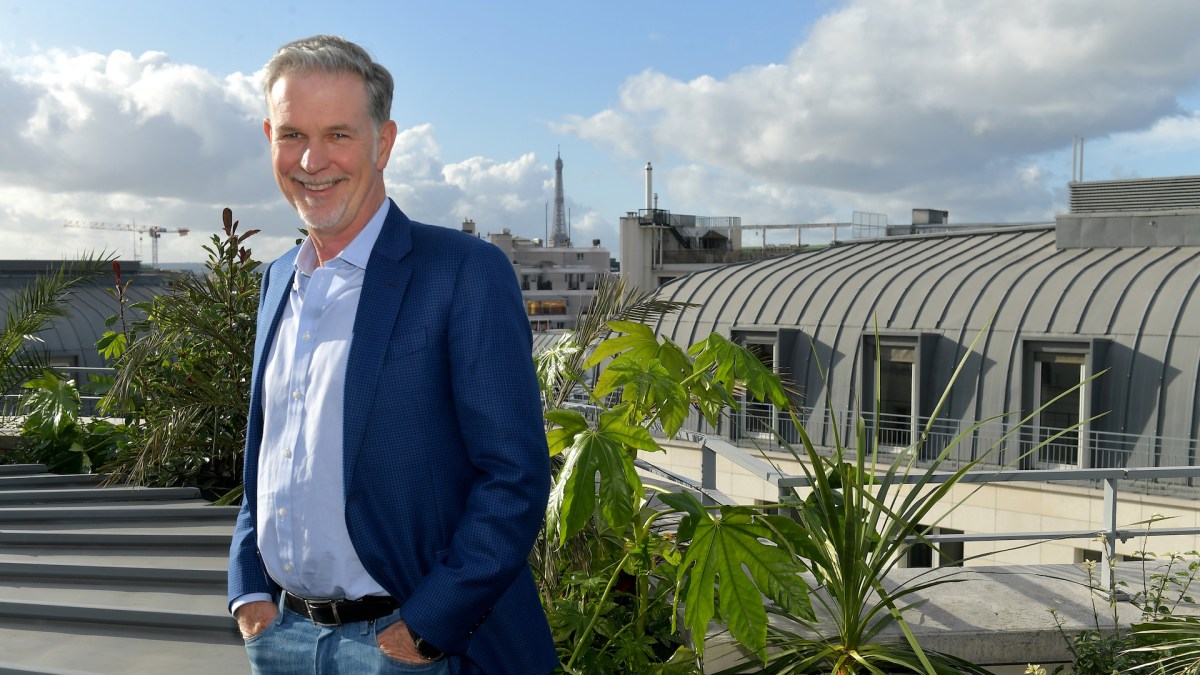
[244,603,454,675]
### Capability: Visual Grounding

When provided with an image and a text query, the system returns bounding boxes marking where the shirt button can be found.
[283,449,292,458]
[278,507,287,517]
[302,331,312,342]
[284,563,293,573]
[292,389,302,400]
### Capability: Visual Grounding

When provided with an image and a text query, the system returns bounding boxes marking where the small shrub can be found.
[99,208,259,494]
[13,370,124,473]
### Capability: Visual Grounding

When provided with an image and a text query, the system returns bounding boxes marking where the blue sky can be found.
[1,0,1198,264]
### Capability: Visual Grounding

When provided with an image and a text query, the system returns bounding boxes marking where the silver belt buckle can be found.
[305,598,342,626]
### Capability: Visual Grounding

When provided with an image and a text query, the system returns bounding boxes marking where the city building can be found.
[620,162,914,291]
[483,224,612,332]
[469,151,615,332]
[639,173,1200,567]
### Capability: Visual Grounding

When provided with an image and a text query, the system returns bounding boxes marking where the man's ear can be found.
[263,118,273,143]
[376,120,398,170]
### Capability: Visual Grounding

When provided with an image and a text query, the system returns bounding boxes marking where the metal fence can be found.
[2,365,115,418]
[683,403,1200,500]
[682,430,1200,596]
[728,405,1198,468]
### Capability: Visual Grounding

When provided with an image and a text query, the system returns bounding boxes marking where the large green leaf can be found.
[582,320,661,369]
[549,404,661,543]
[689,332,789,408]
[688,370,740,427]
[544,408,589,457]
[673,500,813,661]
[21,371,82,436]
[594,355,690,437]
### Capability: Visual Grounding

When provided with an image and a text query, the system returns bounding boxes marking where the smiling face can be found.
[265,70,397,252]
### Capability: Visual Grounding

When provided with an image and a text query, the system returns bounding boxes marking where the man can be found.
[227,35,557,674]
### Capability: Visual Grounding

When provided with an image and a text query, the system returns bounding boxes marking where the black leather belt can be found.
[283,591,400,627]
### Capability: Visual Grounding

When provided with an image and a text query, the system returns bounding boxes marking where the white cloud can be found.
[0,48,591,262]
[4,48,268,202]
[383,126,607,243]
[557,0,1200,224]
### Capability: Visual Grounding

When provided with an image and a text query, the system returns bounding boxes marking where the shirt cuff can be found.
[231,592,275,616]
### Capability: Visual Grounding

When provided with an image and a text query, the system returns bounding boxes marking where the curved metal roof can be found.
[651,225,1200,454]
[0,263,175,371]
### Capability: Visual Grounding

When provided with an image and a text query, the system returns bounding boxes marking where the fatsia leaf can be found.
[544,408,589,457]
[21,371,81,435]
[548,404,658,543]
[689,333,789,408]
[582,320,661,370]
[594,356,690,437]
[657,336,693,381]
[689,370,739,427]
[659,490,706,542]
[675,505,812,660]
[534,333,583,401]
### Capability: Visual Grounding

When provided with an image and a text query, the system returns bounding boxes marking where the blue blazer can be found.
[228,201,557,674]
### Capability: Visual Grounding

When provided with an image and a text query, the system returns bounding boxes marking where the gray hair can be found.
[263,35,393,127]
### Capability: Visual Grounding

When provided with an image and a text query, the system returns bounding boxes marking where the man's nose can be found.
[300,142,329,174]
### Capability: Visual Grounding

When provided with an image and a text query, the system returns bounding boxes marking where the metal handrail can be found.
[685,432,1200,595]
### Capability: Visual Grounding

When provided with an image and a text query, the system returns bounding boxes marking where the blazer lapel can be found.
[342,201,413,487]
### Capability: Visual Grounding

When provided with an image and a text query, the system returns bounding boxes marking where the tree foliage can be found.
[100,208,259,492]
[536,278,816,673]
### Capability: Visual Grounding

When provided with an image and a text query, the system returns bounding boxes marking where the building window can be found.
[1076,548,1146,563]
[863,336,918,450]
[526,299,567,316]
[739,341,777,439]
[1029,349,1086,468]
[904,526,963,568]
[48,355,78,370]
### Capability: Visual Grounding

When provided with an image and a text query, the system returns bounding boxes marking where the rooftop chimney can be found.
[645,162,653,211]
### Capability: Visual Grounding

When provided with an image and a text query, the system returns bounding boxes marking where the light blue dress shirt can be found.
[234,200,391,612]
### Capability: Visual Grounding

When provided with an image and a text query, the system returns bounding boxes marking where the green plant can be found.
[536,276,814,673]
[13,370,125,473]
[1048,570,1149,675]
[1044,519,1200,674]
[99,208,259,493]
[1121,543,1200,673]
[0,256,112,417]
[721,320,1099,675]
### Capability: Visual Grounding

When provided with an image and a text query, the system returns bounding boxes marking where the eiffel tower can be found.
[551,150,571,247]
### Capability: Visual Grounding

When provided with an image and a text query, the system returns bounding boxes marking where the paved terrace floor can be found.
[0,459,1166,674]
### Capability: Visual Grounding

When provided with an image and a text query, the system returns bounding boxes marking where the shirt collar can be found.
[294,198,391,277]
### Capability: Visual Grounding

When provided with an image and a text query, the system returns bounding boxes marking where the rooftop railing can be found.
[674,429,1200,597]
[722,406,1200,487]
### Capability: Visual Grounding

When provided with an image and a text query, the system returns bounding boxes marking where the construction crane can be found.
[63,220,190,268]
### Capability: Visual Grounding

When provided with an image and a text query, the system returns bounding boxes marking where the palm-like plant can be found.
[723,322,1094,674]
[0,256,112,417]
